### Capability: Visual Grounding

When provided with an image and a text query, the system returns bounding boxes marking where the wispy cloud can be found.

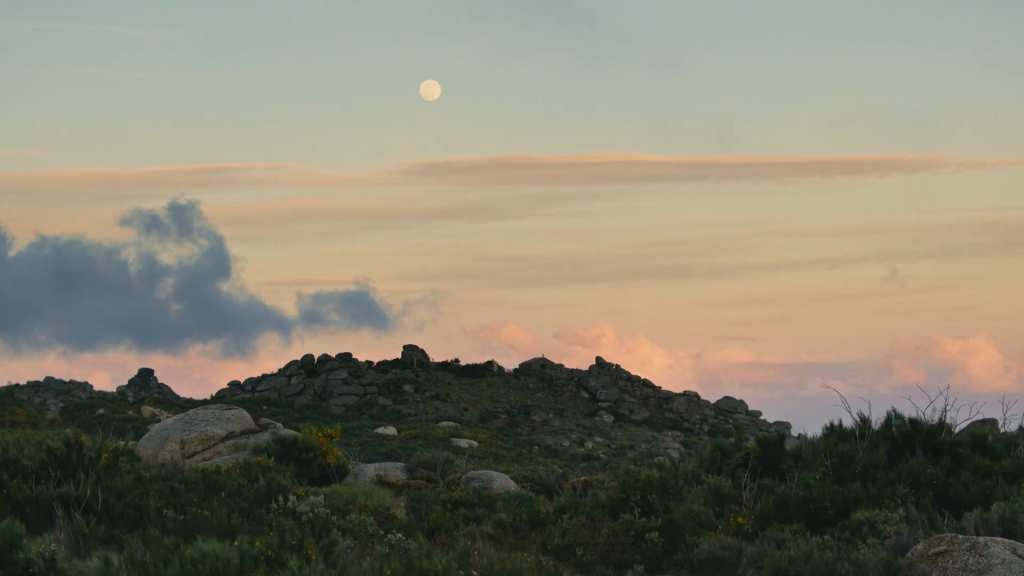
[70,66,270,83]
[0,163,346,195]
[921,205,1024,214]
[387,154,1024,186]
[71,66,190,82]
[3,154,1020,195]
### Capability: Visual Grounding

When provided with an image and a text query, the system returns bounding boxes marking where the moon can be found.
[419,79,442,101]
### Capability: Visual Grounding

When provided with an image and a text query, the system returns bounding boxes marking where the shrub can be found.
[254,426,348,486]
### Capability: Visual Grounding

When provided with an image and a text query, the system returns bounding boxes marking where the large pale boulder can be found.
[136,404,296,467]
[450,438,479,449]
[344,462,409,485]
[900,533,1024,576]
[374,426,398,436]
[461,470,517,493]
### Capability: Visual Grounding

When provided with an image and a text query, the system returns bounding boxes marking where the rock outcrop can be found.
[512,355,797,448]
[136,404,297,468]
[461,470,517,493]
[957,418,1001,436]
[900,533,1024,576]
[7,367,181,410]
[117,368,181,403]
[9,377,109,411]
[211,348,443,414]
[401,344,431,367]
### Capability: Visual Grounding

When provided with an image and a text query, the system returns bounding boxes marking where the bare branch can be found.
[999,393,1020,433]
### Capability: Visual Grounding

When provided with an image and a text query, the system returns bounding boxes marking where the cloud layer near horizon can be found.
[0,198,395,356]
[2,319,1020,437]
[2,154,1020,194]
[468,321,1024,397]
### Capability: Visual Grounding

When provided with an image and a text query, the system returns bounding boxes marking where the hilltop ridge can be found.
[3,344,802,464]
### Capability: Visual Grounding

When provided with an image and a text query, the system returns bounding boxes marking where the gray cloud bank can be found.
[0,198,395,356]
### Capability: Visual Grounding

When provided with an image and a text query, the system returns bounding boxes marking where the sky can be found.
[2,1,1024,435]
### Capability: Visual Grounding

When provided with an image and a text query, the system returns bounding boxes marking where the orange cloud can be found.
[3,154,1019,194]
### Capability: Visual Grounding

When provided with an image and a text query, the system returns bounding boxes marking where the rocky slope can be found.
[4,343,807,463]
[207,345,798,449]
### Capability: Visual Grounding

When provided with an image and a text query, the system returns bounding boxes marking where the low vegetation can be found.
[3,371,1024,575]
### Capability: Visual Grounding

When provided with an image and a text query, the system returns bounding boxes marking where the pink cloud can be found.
[468,321,1024,399]
[924,334,1024,393]
[4,321,1022,417]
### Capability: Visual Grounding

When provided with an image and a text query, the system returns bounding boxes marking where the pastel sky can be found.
[2,2,1024,434]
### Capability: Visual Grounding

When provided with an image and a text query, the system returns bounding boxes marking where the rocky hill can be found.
[3,343,801,467]
[4,344,1022,575]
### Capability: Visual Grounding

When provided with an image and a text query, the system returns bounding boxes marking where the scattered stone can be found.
[227,380,242,387]
[344,462,409,485]
[461,470,517,493]
[595,411,615,425]
[662,441,684,459]
[450,438,479,449]
[376,396,393,406]
[402,384,416,393]
[374,426,398,436]
[299,353,316,368]
[140,406,169,421]
[256,418,283,430]
[437,421,459,427]
[94,408,105,416]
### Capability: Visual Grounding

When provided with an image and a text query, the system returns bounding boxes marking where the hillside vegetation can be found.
[2,347,1023,575]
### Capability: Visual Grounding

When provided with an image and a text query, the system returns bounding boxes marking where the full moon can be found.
[419,79,442,101]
